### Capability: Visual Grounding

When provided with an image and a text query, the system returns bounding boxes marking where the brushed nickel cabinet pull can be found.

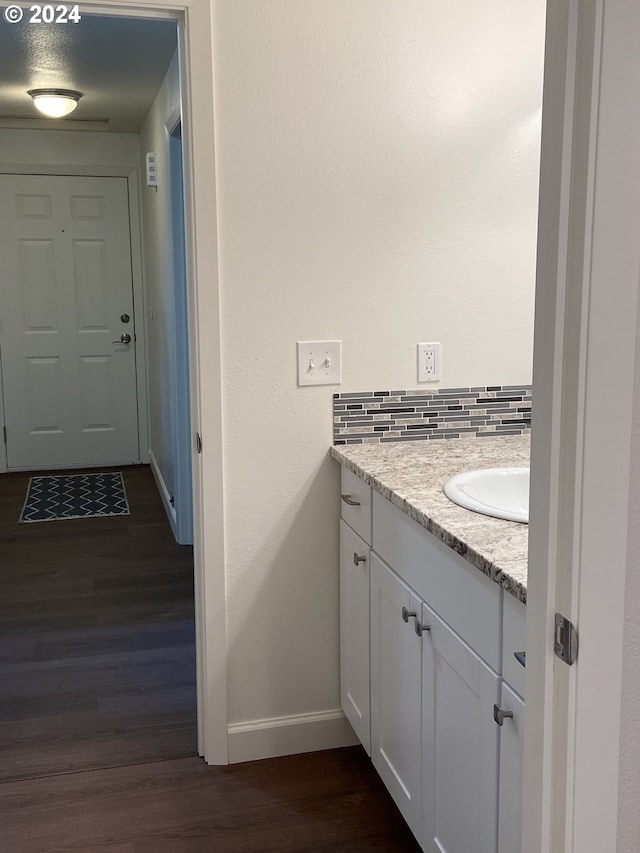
[415,620,430,637]
[493,704,514,726]
[341,494,361,506]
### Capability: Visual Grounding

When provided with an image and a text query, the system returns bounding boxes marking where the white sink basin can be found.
[443,467,529,524]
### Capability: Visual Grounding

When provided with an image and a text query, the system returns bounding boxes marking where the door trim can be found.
[0,343,6,472]
[525,0,640,848]
[166,111,194,546]
[0,169,149,472]
[0,0,228,765]
[174,2,228,761]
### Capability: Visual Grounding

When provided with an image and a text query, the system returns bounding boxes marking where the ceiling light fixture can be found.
[27,89,83,119]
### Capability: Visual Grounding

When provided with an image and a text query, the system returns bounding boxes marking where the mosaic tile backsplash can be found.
[333,385,532,445]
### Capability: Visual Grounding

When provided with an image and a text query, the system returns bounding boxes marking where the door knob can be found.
[113,333,131,344]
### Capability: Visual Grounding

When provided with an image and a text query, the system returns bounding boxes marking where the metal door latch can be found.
[554,612,578,665]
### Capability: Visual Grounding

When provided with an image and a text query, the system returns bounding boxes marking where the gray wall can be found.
[138,54,185,539]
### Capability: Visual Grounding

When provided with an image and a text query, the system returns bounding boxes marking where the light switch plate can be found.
[145,152,158,187]
[297,341,342,386]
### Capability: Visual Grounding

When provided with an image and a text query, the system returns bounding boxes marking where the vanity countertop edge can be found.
[330,434,529,604]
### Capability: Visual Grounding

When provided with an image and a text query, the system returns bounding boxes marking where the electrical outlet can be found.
[417,342,441,382]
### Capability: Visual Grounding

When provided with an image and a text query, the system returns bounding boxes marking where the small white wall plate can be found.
[297,341,342,386]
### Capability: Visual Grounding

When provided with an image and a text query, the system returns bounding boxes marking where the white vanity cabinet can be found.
[368,490,502,851]
[338,464,526,852]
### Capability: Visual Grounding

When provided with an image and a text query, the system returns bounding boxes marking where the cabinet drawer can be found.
[372,490,501,671]
[340,466,372,544]
[502,593,526,699]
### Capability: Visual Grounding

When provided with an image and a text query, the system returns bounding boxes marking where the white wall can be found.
[0,128,140,170]
[139,54,182,531]
[212,0,545,737]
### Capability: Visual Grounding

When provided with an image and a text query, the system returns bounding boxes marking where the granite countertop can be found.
[330,435,530,604]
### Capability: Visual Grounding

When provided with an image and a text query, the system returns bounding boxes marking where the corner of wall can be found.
[227,709,358,764]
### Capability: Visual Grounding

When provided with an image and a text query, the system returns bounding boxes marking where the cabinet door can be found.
[422,610,501,853]
[370,553,422,843]
[340,520,371,753]
[498,683,525,853]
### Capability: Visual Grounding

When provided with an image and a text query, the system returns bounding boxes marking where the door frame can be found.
[0,0,228,765]
[0,169,149,472]
[166,107,194,546]
[524,0,640,848]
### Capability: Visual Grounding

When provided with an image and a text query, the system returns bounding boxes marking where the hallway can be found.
[0,465,197,781]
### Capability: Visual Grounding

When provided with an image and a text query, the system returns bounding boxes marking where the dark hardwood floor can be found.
[0,465,197,781]
[2,749,421,852]
[1,466,418,851]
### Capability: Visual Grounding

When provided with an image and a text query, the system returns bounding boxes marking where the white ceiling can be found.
[0,15,178,133]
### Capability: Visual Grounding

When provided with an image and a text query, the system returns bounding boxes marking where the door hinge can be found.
[554,612,578,665]
[2,426,5,444]
[195,432,202,454]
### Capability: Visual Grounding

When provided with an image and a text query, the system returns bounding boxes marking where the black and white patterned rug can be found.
[19,472,130,523]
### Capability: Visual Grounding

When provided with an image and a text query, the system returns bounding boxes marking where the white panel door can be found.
[422,609,501,853]
[0,174,139,469]
[340,520,371,754]
[370,552,423,843]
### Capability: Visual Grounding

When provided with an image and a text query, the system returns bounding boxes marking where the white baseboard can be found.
[227,708,359,764]
[149,448,178,539]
